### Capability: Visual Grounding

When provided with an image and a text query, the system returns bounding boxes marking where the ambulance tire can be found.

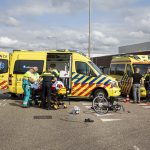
[10,93,18,99]
[93,89,107,99]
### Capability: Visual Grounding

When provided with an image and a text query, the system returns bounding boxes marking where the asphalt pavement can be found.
[0,94,150,150]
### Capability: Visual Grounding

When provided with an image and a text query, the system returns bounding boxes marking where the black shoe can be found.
[34,101,39,106]
[84,118,94,123]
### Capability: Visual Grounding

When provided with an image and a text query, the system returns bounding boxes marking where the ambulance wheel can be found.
[93,89,107,99]
[10,93,18,99]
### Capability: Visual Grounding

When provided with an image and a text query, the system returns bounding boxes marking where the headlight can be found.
[109,81,118,87]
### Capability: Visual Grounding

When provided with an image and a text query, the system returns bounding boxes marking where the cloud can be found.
[0,16,19,26]
[0,37,19,48]
[129,31,145,38]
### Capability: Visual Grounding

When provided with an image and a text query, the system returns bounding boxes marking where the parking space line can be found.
[137,103,147,106]
[95,113,113,117]
[85,106,92,109]
[133,145,140,150]
[2,103,7,107]
[142,106,150,109]
[82,103,91,106]
[101,118,122,122]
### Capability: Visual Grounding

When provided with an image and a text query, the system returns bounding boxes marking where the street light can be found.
[47,36,57,49]
[88,0,91,58]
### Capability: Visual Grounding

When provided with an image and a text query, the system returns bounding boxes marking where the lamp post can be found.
[88,0,91,58]
[47,36,57,49]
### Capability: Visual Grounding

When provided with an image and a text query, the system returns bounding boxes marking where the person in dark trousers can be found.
[132,67,142,103]
[40,66,55,110]
[144,67,150,102]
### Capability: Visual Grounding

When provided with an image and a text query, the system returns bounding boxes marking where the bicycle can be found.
[92,94,125,114]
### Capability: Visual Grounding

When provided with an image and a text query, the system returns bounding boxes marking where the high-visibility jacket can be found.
[52,69,59,77]
[23,71,34,80]
[33,72,40,81]
[41,72,55,82]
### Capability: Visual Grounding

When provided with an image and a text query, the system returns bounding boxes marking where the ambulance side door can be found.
[0,53,9,92]
[72,61,97,97]
[12,53,46,94]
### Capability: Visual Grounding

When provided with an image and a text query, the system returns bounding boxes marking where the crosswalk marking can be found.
[101,118,122,122]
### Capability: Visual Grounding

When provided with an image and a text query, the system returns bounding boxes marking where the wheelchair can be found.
[92,94,125,114]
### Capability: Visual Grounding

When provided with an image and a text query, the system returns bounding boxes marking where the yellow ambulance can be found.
[0,52,9,93]
[110,55,150,97]
[7,49,120,99]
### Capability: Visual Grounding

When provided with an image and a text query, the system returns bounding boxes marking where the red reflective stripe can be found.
[1,85,8,89]
[104,84,110,88]
[77,83,95,96]
[84,83,103,97]
[0,81,7,86]
[72,83,80,89]
[72,83,87,95]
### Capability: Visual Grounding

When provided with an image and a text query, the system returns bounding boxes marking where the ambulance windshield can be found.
[133,64,150,75]
[0,59,8,74]
[89,61,102,75]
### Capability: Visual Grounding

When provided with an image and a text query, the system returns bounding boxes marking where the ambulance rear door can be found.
[0,52,9,93]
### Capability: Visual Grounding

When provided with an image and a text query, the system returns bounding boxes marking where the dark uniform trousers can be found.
[41,73,54,108]
[41,82,52,107]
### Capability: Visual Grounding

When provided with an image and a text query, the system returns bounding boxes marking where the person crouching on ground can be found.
[22,68,35,108]
[132,67,142,103]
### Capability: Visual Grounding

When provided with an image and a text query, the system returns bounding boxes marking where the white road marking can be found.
[95,113,113,117]
[85,106,92,109]
[82,103,91,106]
[142,106,150,109]
[101,118,122,122]
[2,103,7,107]
[133,145,140,150]
[137,103,147,106]
[3,99,6,101]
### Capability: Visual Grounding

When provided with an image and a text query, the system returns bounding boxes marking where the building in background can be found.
[119,41,150,54]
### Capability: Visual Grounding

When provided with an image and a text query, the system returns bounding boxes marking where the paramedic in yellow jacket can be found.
[22,68,35,108]
[50,64,59,79]
[30,67,40,105]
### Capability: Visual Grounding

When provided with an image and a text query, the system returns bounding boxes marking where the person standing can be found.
[22,68,35,108]
[40,66,55,110]
[144,67,150,102]
[132,67,142,103]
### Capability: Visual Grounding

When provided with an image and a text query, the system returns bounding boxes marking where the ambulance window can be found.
[110,64,117,75]
[75,61,96,76]
[126,64,133,77]
[0,59,8,73]
[116,64,125,75]
[14,60,44,74]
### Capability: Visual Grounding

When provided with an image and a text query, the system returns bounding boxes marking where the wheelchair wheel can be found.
[92,95,109,114]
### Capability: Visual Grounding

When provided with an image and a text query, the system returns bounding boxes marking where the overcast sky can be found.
[0,0,150,55]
